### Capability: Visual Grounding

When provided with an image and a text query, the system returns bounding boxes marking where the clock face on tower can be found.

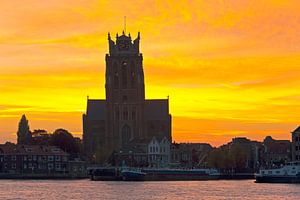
[118,41,129,51]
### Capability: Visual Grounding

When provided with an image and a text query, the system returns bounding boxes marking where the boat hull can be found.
[256,176,300,183]
[89,168,122,181]
[121,171,146,181]
[141,169,220,181]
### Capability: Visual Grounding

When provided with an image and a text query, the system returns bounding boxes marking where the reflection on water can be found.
[0,179,299,200]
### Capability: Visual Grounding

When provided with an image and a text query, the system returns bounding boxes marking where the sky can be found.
[0,0,300,146]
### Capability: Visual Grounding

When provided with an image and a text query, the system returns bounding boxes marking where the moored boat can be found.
[142,168,220,181]
[88,167,122,181]
[88,167,220,181]
[255,161,300,183]
[121,168,146,181]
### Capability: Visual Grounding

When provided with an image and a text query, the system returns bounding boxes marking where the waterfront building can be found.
[83,31,172,162]
[261,136,291,167]
[147,136,171,167]
[170,142,212,167]
[291,126,300,161]
[0,143,85,177]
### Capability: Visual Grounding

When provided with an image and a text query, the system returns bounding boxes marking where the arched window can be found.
[114,71,119,88]
[122,61,127,88]
[123,107,128,120]
[132,110,136,120]
[115,108,119,120]
[131,62,136,88]
[122,124,131,145]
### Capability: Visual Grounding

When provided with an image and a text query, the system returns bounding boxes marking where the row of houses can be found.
[108,136,213,168]
[0,143,86,178]
[108,126,300,170]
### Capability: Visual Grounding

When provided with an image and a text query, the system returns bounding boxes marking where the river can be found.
[0,179,299,199]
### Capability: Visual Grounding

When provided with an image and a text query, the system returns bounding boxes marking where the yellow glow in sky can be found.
[1,0,300,146]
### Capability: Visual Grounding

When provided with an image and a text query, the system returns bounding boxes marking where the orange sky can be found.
[1,0,300,146]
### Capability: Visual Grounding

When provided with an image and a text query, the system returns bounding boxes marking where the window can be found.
[55,163,61,170]
[122,61,127,88]
[11,156,16,161]
[123,108,128,120]
[12,163,16,169]
[131,62,136,88]
[48,156,54,162]
[131,71,136,87]
[132,111,136,120]
[42,156,47,161]
[55,156,61,161]
[48,163,54,170]
[114,71,119,88]
[116,110,120,120]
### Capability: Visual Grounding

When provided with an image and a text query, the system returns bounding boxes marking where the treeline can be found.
[206,144,252,172]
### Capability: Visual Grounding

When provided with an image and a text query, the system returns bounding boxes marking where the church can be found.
[83,31,172,161]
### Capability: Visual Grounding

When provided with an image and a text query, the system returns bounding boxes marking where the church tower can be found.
[83,30,172,163]
[105,31,145,151]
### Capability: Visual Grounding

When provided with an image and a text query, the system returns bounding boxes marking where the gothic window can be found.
[122,95,128,102]
[114,71,119,88]
[115,109,119,120]
[122,61,127,88]
[131,62,136,88]
[123,107,128,120]
[122,125,131,145]
[132,110,136,120]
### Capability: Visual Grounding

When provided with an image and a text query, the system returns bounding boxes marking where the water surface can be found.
[0,179,299,199]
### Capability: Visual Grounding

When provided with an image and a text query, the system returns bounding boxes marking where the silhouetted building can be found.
[230,137,261,170]
[0,143,86,177]
[291,126,300,161]
[260,136,291,167]
[0,143,68,174]
[170,142,213,167]
[83,32,172,161]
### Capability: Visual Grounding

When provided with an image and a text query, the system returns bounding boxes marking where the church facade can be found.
[83,31,172,161]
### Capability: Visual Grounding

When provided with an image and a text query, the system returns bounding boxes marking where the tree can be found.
[49,129,80,155]
[17,114,31,144]
[229,144,248,172]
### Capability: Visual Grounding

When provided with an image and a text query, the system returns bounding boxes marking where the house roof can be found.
[292,126,300,133]
[0,144,68,156]
[86,99,106,120]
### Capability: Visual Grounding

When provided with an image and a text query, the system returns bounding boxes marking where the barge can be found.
[255,161,300,183]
